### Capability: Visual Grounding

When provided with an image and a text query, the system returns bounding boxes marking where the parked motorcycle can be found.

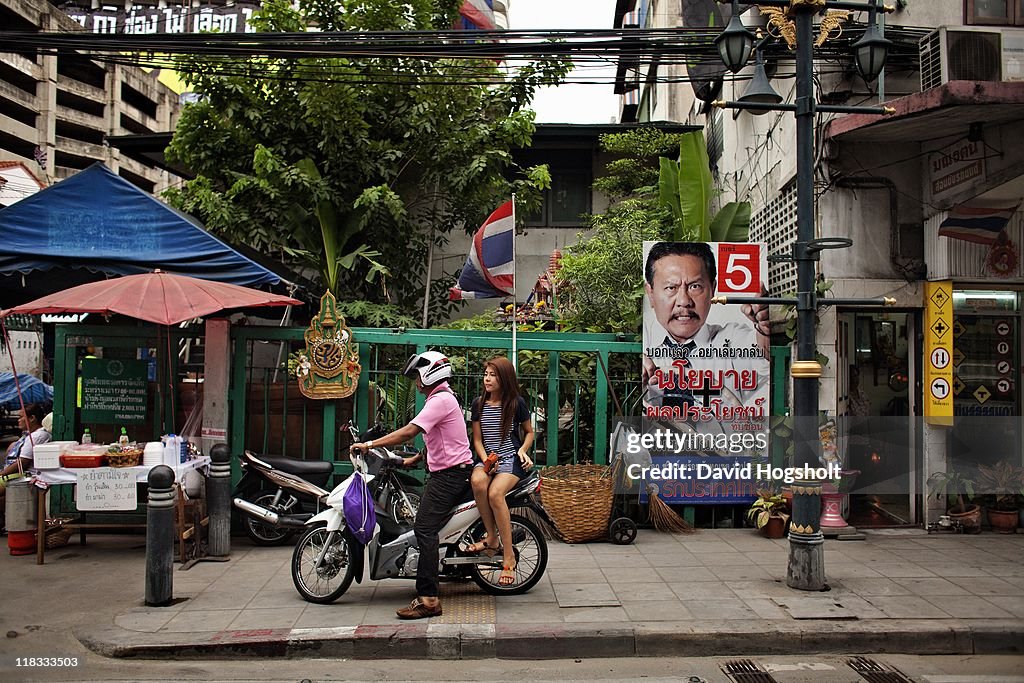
[233,450,334,545]
[233,422,422,546]
[290,439,552,603]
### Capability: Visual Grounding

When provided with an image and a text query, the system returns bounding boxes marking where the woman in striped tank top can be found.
[466,356,535,586]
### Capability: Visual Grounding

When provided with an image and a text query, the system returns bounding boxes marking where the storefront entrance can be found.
[839,311,919,527]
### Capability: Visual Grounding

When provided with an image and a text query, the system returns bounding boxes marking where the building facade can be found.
[1,0,182,193]
[615,0,1024,527]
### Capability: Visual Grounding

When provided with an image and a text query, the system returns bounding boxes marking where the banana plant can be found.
[276,155,390,296]
[658,131,751,243]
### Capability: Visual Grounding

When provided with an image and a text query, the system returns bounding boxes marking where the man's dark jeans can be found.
[414,463,472,597]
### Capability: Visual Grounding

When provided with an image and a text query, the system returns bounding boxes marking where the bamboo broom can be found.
[597,355,694,535]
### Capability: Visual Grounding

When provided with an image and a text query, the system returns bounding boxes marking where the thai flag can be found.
[938,200,1021,245]
[449,201,514,301]
[459,0,496,30]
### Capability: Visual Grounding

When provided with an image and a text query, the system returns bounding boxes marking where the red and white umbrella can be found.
[1,270,301,324]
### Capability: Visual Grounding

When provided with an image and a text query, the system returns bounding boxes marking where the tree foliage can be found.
[164,0,569,325]
[658,131,751,242]
[555,128,684,332]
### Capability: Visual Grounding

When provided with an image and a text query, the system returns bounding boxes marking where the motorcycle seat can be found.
[248,454,334,476]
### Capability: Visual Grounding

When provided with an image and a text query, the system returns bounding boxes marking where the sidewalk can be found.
[15,528,1024,660]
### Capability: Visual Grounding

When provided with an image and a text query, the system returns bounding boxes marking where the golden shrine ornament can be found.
[297,291,361,399]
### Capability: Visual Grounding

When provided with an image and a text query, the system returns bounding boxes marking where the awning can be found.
[0,163,291,289]
[826,81,1024,144]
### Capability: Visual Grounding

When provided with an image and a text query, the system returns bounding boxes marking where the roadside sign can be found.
[997,360,1012,375]
[996,378,1012,394]
[995,320,1010,336]
[924,281,954,426]
[997,341,1011,356]
[974,385,992,405]
[930,348,951,370]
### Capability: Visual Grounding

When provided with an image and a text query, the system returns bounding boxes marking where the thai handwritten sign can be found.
[76,467,138,511]
[61,3,259,34]
[81,358,148,424]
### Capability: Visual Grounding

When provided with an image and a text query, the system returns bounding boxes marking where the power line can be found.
[1,24,927,70]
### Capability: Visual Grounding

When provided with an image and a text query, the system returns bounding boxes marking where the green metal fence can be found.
[229,327,644,484]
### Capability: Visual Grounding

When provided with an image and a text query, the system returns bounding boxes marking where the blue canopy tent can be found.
[0,163,294,305]
[0,372,53,409]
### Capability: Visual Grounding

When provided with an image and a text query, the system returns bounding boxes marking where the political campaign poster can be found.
[638,241,771,503]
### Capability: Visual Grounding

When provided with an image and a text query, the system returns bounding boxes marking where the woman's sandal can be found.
[499,564,516,586]
[466,538,502,556]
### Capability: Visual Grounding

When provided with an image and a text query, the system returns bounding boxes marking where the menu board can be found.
[81,358,148,424]
[75,467,138,511]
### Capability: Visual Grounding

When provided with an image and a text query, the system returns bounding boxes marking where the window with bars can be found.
[750,185,798,294]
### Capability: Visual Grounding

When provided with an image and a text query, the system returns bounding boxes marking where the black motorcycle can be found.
[233,450,335,545]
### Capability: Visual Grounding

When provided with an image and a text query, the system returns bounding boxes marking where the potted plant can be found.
[976,460,1024,534]
[926,468,981,533]
[746,489,790,539]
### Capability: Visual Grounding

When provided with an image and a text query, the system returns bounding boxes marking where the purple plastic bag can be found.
[343,471,376,545]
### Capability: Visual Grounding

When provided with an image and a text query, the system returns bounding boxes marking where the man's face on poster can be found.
[645,253,714,343]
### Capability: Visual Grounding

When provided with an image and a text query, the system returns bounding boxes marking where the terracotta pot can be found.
[759,515,786,539]
[987,508,1019,534]
[949,504,982,534]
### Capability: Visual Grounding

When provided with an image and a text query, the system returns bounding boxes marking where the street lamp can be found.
[738,51,783,111]
[715,0,756,72]
[853,3,892,82]
[711,0,897,591]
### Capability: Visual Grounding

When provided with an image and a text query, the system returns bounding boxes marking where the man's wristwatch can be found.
[366,440,373,449]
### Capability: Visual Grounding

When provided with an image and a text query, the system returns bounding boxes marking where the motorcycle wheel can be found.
[469,513,548,596]
[387,492,421,526]
[291,525,354,604]
[243,491,294,546]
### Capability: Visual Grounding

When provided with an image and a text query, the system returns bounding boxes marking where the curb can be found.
[76,620,1024,660]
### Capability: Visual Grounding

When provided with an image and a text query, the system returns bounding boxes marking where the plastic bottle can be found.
[118,427,130,446]
[81,428,92,444]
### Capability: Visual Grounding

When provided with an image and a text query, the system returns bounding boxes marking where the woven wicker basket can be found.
[106,450,142,468]
[44,518,73,549]
[539,464,614,543]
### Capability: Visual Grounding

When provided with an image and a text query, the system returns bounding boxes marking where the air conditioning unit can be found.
[919,26,1024,91]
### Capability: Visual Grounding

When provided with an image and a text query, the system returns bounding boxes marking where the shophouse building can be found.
[615,0,1024,527]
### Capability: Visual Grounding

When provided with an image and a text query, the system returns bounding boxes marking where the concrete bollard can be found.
[145,465,175,606]
[207,443,231,557]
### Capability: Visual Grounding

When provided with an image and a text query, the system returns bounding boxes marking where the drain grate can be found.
[848,656,914,683]
[722,659,779,683]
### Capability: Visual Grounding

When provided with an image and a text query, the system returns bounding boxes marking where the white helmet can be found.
[403,351,452,385]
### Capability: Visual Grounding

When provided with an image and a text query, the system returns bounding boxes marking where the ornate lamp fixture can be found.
[715,0,756,72]
[853,1,892,81]
[738,51,783,112]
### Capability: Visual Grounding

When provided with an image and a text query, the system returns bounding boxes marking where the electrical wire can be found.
[0,24,929,88]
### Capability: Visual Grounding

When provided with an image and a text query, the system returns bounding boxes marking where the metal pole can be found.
[207,443,232,557]
[145,465,176,606]
[787,7,826,591]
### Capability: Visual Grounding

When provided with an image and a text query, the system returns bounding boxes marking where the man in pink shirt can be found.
[350,351,473,619]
